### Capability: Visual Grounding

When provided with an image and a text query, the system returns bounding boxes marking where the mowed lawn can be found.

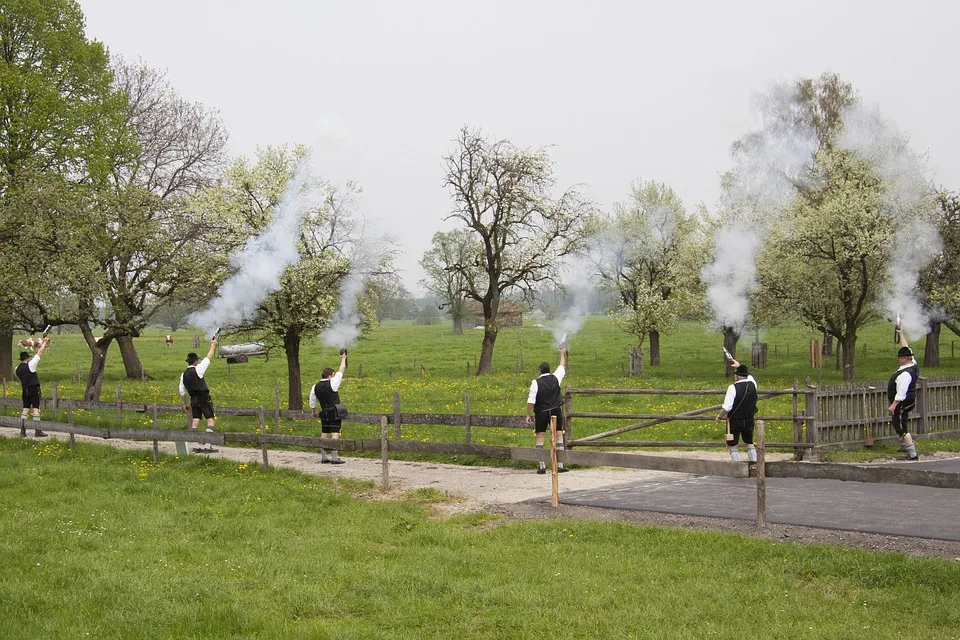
[1,437,958,640]
[8,317,960,453]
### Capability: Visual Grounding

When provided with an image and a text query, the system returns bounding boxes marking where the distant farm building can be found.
[464,300,525,328]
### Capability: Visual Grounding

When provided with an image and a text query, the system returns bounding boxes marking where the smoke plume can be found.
[838,104,942,338]
[190,158,322,335]
[321,265,367,349]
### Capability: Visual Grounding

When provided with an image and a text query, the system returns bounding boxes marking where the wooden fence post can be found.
[274,385,281,434]
[2,378,5,397]
[393,392,401,440]
[115,385,123,424]
[259,406,269,468]
[68,400,75,450]
[792,379,801,460]
[358,364,363,379]
[51,381,58,421]
[805,378,819,461]
[151,405,159,464]
[918,377,929,435]
[563,391,573,445]
[550,415,559,509]
[756,420,766,528]
[464,392,471,445]
[380,415,389,490]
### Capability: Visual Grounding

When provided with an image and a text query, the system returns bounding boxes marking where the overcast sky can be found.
[77,0,960,294]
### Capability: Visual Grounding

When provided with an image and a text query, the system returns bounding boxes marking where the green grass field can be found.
[8,317,960,455]
[2,437,958,640]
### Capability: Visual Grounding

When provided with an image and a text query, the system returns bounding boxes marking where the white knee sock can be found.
[747,445,757,462]
[729,448,741,462]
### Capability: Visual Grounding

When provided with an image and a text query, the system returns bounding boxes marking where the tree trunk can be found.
[0,324,11,381]
[452,315,463,335]
[722,328,739,378]
[83,339,113,401]
[841,332,857,379]
[629,343,644,377]
[285,332,303,410]
[117,335,146,380]
[822,333,833,356]
[649,330,661,366]
[924,322,941,368]
[477,326,498,375]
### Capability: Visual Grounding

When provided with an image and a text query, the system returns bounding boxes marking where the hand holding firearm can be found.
[41,325,52,347]
[339,347,348,371]
[893,314,901,344]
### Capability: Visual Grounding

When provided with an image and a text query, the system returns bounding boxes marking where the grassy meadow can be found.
[1,437,959,640]
[8,317,960,454]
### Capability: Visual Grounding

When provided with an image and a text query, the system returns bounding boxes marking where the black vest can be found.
[314,379,340,409]
[728,380,758,420]
[182,367,209,395]
[16,362,40,388]
[534,374,562,414]
[887,363,919,403]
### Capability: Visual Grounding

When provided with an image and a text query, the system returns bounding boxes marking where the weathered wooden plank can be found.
[571,440,813,449]
[766,462,960,490]
[509,448,749,478]
[566,388,805,397]
[385,441,513,458]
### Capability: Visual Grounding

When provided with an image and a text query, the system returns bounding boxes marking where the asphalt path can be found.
[530,457,960,541]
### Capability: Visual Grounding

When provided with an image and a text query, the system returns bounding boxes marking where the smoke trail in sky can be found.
[321,264,366,349]
[551,277,596,347]
[701,227,760,330]
[839,104,942,338]
[703,82,820,330]
[190,158,322,335]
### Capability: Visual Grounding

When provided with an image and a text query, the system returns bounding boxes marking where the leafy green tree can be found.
[0,0,121,378]
[443,127,592,374]
[196,146,389,409]
[419,228,481,334]
[919,189,960,366]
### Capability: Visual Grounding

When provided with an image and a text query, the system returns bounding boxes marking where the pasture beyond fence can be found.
[2,375,960,459]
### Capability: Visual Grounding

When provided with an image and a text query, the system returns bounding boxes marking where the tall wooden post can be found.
[67,400,75,450]
[274,385,281,434]
[918,377,929,435]
[464,392,471,444]
[115,385,123,423]
[563,391,573,444]
[805,378,819,461]
[151,405,159,464]
[380,415,389,490]
[756,420,766,528]
[550,416,559,509]
[259,406,269,468]
[792,379,801,460]
[393,392,401,440]
[51,381,58,421]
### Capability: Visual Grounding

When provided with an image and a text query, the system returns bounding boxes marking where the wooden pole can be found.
[68,400,75,450]
[563,391,573,444]
[258,406,269,467]
[380,415,389,490]
[464,392,471,444]
[151,405,159,464]
[115,385,122,423]
[393,391,401,440]
[274,385,281,434]
[550,415,559,509]
[792,379,801,460]
[51,381,58,421]
[756,420,766,528]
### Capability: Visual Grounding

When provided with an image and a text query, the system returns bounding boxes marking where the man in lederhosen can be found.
[179,337,218,453]
[888,329,920,461]
[310,350,348,464]
[525,347,569,474]
[16,339,50,438]
[716,361,758,462]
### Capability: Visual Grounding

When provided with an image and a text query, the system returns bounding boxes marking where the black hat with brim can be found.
[897,346,913,358]
[186,352,200,363]
[735,364,749,377]
[19,351,30,361]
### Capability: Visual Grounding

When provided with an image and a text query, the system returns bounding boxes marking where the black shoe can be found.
[20,428,26,437]
[903,455,919,461]
[536,468,547,475]
[193,447,218,454]
[321,459,331,464]
[557,467,570,473]
[329,459,345,465]
[34,430,48,437]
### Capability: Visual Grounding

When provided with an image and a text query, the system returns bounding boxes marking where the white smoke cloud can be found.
[321,265,366,349]
[701,227,760,331]
[190,158,323,335]
[839,104,942,338]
